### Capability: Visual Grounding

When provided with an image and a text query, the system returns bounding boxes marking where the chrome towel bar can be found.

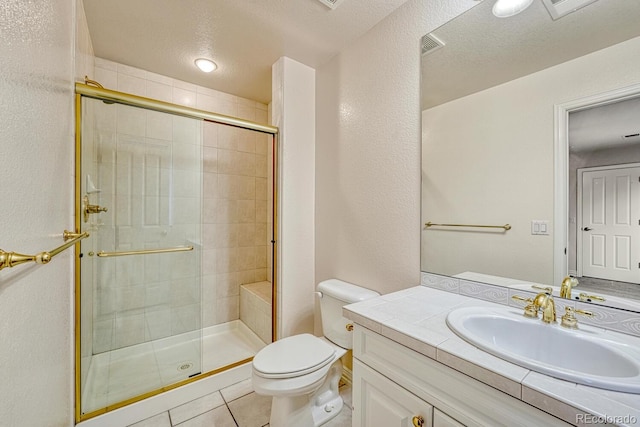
[96,246,194,257]
[0,230,89,271]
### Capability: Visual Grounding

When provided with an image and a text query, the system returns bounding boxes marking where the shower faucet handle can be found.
[83,195,108,223]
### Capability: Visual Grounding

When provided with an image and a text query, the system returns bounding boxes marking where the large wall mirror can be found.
[420,0,640,310]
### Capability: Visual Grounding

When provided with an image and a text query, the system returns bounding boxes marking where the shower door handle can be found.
[96,246,194,257]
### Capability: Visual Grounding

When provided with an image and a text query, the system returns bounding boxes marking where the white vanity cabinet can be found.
[352,326,571,427]
[353,359,433,427]
[433,409,464,427]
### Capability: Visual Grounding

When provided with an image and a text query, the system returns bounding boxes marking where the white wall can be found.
[0,0,77,425]
[315,0,476,295]
[421,36,640,285]
[272,57,316,337]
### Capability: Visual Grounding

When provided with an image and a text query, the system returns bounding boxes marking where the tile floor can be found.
[578,276,638,299]
[128,378,353,427]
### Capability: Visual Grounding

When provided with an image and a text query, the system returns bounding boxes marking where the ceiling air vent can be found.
[316,0,345,10]
[421,33,445,56]
[541,0,599,20]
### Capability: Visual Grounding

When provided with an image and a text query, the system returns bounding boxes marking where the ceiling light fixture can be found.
[194,58,217,73]
[492,0,534,18]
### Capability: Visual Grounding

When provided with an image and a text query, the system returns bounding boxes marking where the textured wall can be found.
[0,0,75,425]
[315,0,476,296]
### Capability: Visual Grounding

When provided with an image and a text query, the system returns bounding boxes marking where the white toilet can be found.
[252,279,380,427]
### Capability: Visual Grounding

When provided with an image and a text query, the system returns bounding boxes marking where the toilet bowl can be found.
[251,279,379,427]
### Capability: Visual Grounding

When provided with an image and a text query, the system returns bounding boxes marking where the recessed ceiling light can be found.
[492,0,534,18]
[194,58,217,73]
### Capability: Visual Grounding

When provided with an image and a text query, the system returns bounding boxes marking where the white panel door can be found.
[353,359,433,427]
[581,166,640,282]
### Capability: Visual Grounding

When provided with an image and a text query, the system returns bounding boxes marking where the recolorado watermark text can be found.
[576,414,637,425]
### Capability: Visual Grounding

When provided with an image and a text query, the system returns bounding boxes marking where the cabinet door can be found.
[434,409,465,427]
[353,359,432,427]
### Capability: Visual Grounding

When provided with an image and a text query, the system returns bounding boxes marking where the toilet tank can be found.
[317,279,380,349]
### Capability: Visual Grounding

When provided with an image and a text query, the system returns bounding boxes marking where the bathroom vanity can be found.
[344,286,640,427]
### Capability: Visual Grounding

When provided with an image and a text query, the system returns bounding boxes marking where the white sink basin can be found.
[446,306,640,393]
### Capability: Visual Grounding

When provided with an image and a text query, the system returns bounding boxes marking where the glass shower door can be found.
[79,97,203,416]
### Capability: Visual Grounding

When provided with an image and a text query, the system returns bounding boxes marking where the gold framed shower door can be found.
[74,83,279,422]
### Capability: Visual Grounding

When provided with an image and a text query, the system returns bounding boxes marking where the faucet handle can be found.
[511,295,538,318]
[577,292,606,303]
[560,306,593,329]
[531,285,553,294]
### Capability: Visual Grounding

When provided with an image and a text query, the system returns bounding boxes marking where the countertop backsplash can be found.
[421,272,640,338]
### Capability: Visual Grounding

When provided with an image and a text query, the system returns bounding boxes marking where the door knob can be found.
[582,227,593,231]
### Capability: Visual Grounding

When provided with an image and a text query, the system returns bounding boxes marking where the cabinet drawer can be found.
[353,325,570,427]
[353,359,432,427]
[434,409,464,427]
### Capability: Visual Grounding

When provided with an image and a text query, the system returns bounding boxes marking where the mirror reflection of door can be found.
[579,165,640,283]
[569,95,640,289]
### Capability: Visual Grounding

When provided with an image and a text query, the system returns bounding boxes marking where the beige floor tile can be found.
[169,391,225,425]
[340,384,352,410]
[227,392,271,427]
[174,405,237,427]
[325,406,352,427]
[127,411,171,427]
[221,378,254,402]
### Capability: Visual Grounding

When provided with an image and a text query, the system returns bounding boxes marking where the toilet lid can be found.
[253,334,336,378]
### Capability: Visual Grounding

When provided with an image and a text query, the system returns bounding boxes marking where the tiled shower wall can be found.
[92,58,271,352]
[202,122,271,327]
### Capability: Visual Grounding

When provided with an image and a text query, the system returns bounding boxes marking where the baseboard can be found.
[569,269,578,276]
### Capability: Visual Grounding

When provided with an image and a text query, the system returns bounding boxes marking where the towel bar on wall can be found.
[424,222,512,231]
[0,230,89,271]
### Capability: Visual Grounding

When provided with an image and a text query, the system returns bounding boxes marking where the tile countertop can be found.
[343,286,640,427]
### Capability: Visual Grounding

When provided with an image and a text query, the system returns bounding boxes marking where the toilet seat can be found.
[253,334,336,379]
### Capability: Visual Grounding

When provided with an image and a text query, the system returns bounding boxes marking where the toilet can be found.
[252,279,380,427]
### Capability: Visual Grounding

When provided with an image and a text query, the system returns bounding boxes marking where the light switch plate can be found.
[531,220,549,235]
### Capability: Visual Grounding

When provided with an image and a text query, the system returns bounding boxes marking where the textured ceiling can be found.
[421,0,640,110]
[570,97,640,152]
[420,0,640,153]
[83,0,411,104]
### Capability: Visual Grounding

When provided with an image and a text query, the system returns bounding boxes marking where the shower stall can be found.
[74,84,278,421]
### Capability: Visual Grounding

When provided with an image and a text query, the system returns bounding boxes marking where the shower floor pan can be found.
[81,319,265,415]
